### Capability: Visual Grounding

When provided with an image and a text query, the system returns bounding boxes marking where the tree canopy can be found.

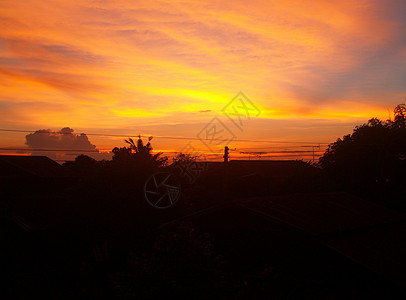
[319,104,406,199]
[112,135,168,169]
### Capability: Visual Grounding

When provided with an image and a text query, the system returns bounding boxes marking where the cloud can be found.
[25,127,97,151]
[23,127,115,162]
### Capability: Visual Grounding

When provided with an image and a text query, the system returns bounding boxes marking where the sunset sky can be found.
[1,0,406,161]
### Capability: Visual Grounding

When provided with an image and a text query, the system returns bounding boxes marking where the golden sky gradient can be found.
[1,0,406,160]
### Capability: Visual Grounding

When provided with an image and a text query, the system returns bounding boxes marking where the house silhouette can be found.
[0,155,73,180]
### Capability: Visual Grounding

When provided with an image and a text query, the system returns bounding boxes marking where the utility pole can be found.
[223,146,230,200]
[223,146,230,162]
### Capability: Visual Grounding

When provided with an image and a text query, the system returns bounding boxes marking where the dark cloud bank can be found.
[24,127,112,162]
[25,127,97,150]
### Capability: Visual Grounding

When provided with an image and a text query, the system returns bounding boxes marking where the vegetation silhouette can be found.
[172,152,199,165]
[319,104,406,207]
[112,135,168,168]
[63,154,98,177]
[171,152,201,185]
[107,136,168,201]
[4,119,406,298]
[61,136,172,237]
[64,136,167,186]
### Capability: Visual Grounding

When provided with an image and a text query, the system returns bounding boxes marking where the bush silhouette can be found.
[319,104,406,205]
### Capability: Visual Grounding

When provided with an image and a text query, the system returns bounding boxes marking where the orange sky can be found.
[1,0,406,160]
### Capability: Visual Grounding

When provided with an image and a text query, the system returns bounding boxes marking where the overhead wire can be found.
[0,128,331,145]
[0,127,327,162]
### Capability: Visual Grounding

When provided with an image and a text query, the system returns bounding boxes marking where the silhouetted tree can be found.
[172,152,199,165]
[112,135,168,168]
[110,135,168,191]
[393,103,406,128]
[170,152,201,185]
[63,154,97,175]
[319,105,406,204]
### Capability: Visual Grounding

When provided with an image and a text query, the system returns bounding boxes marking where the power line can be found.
[239,150,323,154]
[0,128,331,145]
[236,145,327,150]
[0,147,326,153]
[0,147,324,154]
[259,154,322,158]
[0,148,100,153]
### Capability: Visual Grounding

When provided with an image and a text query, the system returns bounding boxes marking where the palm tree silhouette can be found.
[111,135,167,168]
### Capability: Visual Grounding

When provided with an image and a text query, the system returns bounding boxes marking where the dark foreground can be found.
[1,190,406,299]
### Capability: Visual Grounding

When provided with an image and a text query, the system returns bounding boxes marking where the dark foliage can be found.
[319,104,406,205]
[63,154,98,176]
[112,135,167,169]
